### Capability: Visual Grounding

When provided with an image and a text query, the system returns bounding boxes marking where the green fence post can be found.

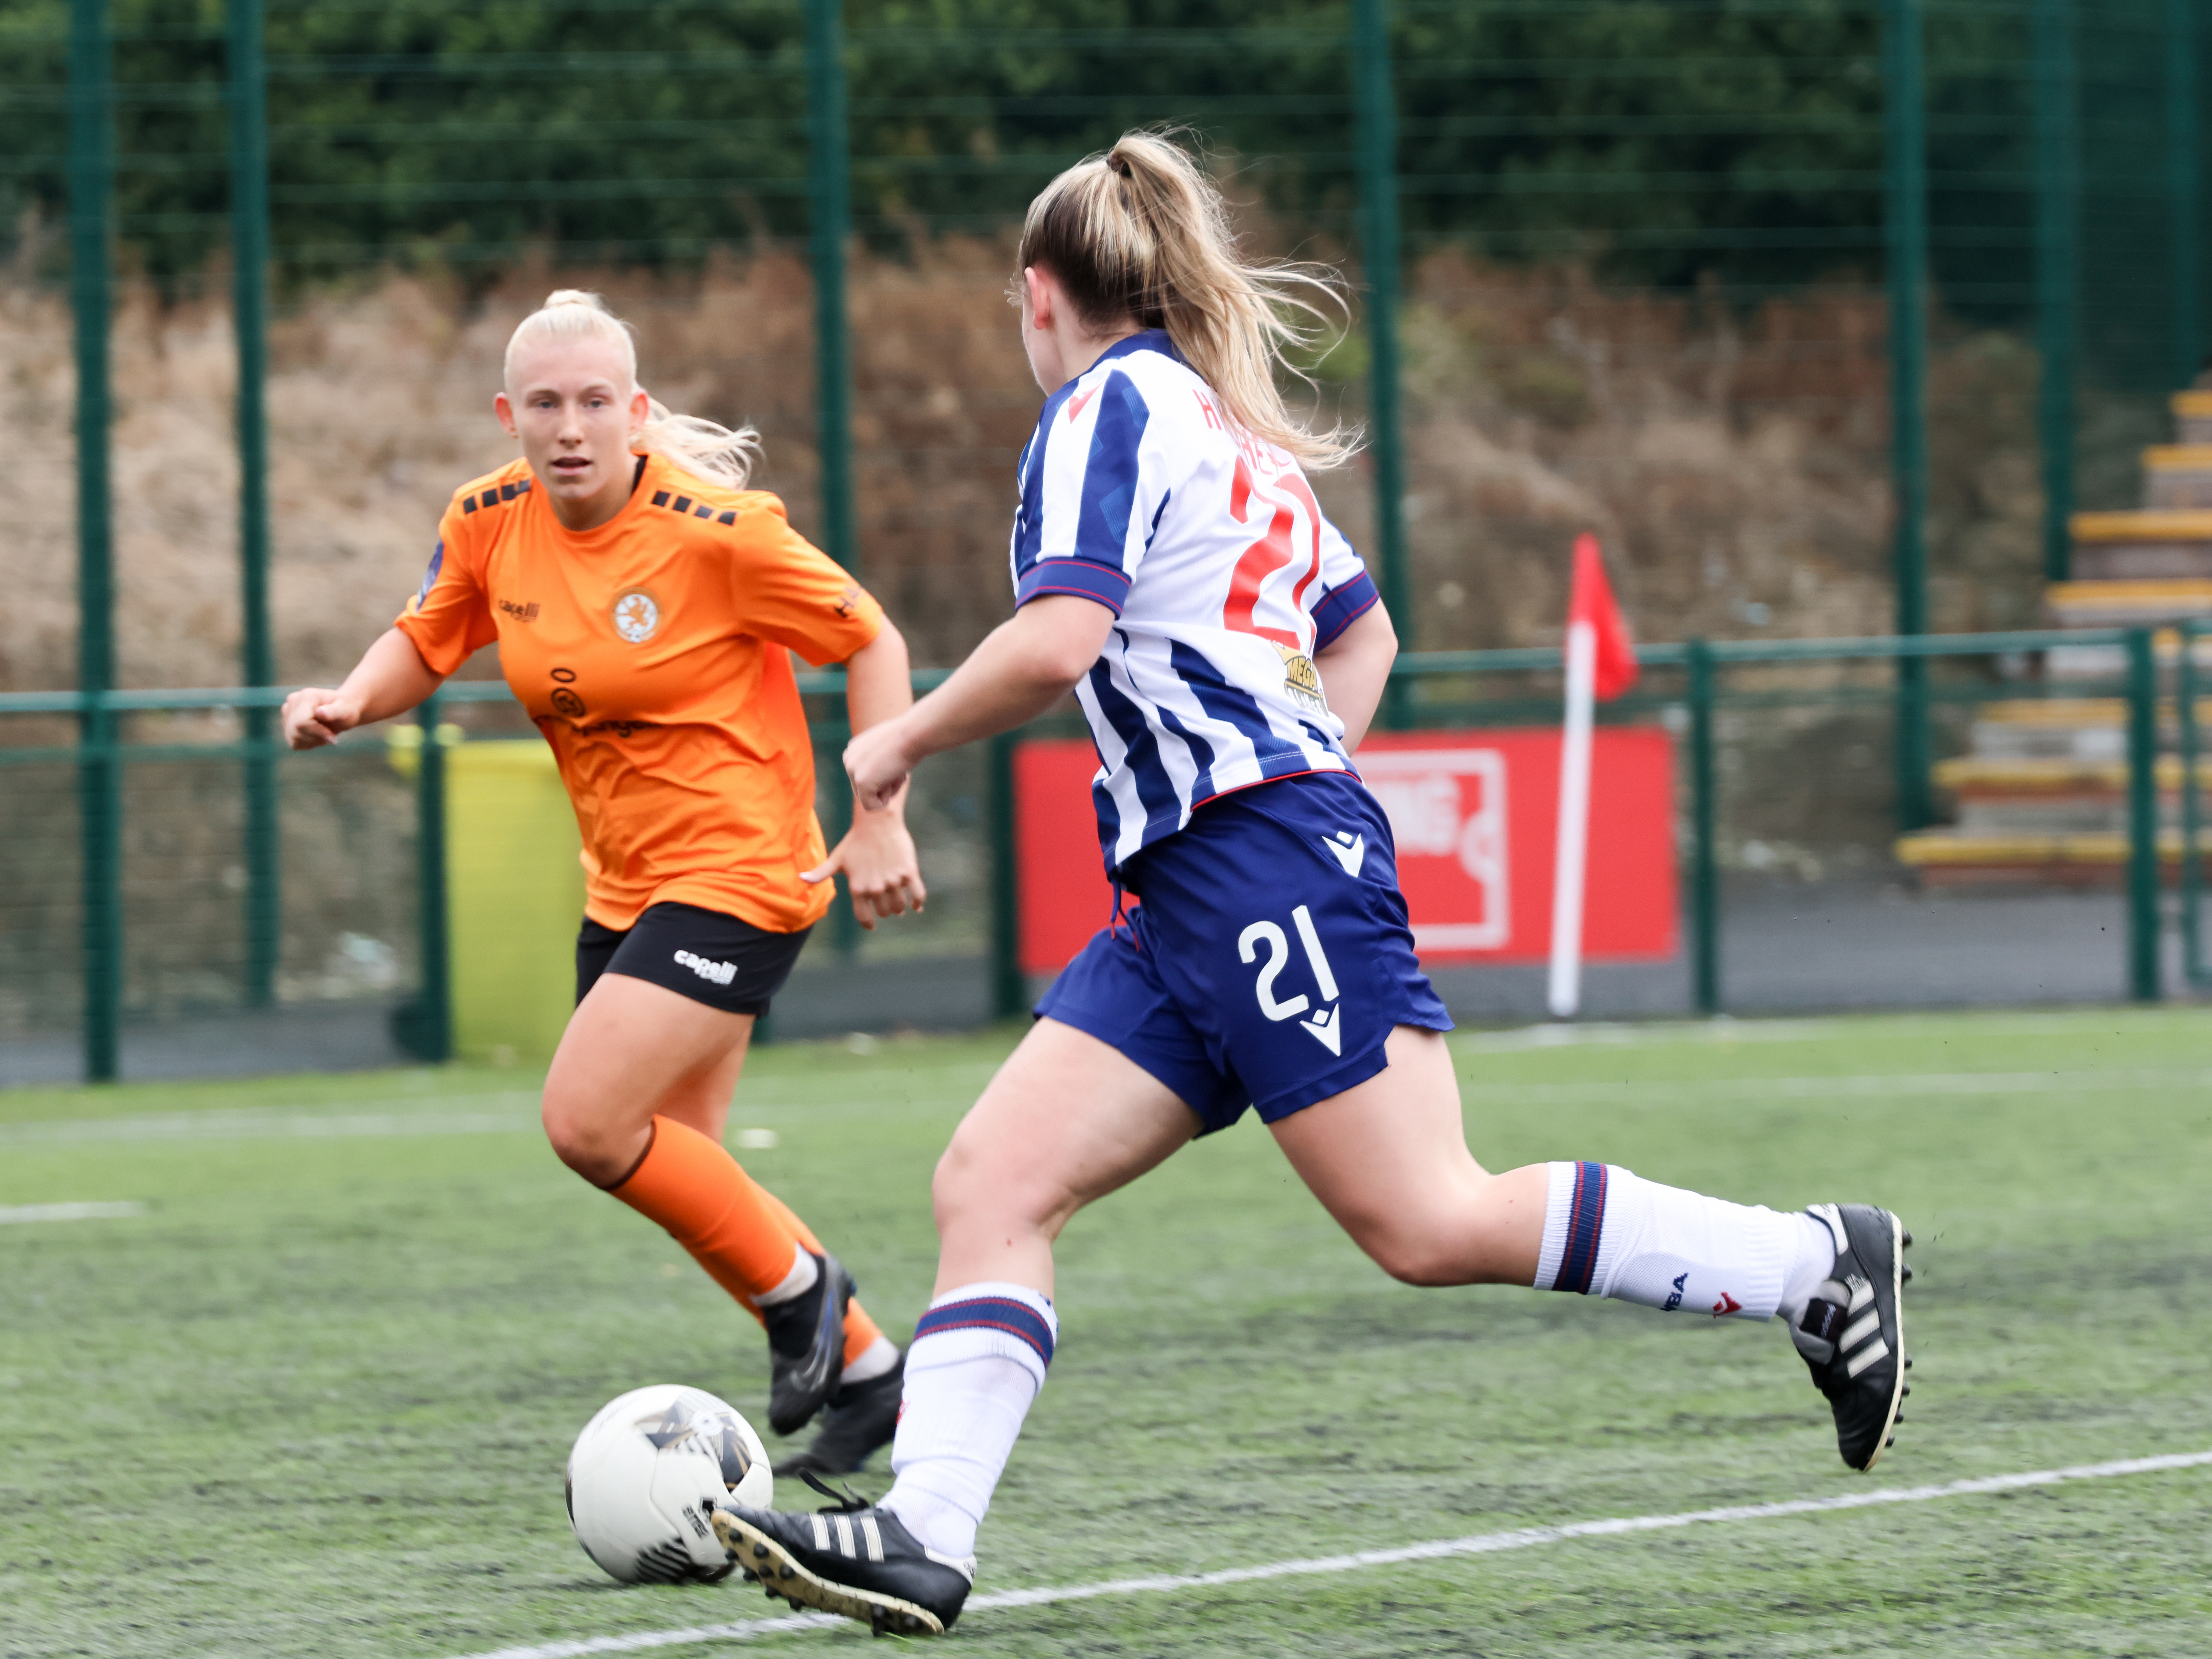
[395,699,452,1062]
[69,0,118,1083]
[819,718,861,959]
[228,0,278,1007]
[1351,0,1412,730]
[1884,0,1934,831]
[2126,628,2164,1003]
[988,732,1023,1020]
[1687,640,1721,1016]
[2034,0,2079,585]
[804,0,856,576]
[2181,622,2206,981]
[2172,0,2203,385]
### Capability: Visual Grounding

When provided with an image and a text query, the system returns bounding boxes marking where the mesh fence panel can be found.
[0,714,422,1079]
[0,1,2204,1080]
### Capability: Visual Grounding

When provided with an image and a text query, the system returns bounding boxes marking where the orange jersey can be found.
[395,452,884,934]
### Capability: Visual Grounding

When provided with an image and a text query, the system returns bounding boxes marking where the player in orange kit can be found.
[282,290,913,1475]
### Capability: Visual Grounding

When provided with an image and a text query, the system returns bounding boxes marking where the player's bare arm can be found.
[802,621,927,927]
[843,595,1114,811]
[1311,601,1397,754]
[280,625,444,749]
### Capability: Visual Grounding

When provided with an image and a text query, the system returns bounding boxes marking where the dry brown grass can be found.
[0,243,2043,692]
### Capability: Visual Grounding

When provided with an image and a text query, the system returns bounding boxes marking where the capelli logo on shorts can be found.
[672,949,737,987]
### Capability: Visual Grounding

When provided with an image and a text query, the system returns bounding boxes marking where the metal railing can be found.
[1,625,2183,1084]
[20,0,2209,867]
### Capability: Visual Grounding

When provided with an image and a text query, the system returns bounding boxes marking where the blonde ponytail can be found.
[1016,130,1353,469]
[503,289,763,490]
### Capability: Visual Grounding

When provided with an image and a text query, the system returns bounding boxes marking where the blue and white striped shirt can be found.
[1010,331,1381,871]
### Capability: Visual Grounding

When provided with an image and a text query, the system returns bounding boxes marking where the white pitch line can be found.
[447,1448,2212,1659]
[0,1200,146,1224]
[1455,1066,2212,1107]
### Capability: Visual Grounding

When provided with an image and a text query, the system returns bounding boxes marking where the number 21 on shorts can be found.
[1239,906,1345,1055]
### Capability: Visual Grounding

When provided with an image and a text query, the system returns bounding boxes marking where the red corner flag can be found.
[1549,533,1636,1018]
[1567,533,1638,700]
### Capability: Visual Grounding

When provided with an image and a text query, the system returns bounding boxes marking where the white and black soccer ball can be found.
[565,1383,772,1584]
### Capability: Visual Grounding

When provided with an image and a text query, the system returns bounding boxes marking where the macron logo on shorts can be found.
[673,949,737,988]
[1322,831,1366,878]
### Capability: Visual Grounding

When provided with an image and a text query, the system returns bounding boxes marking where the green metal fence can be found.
[13,1,2208,644]
[0,625,2184,1084]
[5,1,2210,1075]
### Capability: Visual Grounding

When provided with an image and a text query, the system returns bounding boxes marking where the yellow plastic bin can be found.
[391,730,584,1064]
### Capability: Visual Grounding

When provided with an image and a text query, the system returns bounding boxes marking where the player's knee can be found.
[931,1133,1007,1221]
[931,1130,1055,1240]
[541,1091,626,1186]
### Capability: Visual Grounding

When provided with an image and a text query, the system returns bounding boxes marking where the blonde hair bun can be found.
[503,290,763,490]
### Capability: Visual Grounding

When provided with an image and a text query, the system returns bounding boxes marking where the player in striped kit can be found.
[714,132,1912,1636]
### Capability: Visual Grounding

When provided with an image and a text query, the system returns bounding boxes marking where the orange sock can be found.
[758,1187,890,1369]
[611,1116,805,1310]
[613,1116,890,1368]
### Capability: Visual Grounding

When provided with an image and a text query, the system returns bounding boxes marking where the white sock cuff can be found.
[839,1333,901,1386]
[752,1244,816,1307]
[910,1281,1058,1390]
[1534,1161,1611,1293]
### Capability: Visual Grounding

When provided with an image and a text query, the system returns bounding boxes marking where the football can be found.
[565,1384,773,1584]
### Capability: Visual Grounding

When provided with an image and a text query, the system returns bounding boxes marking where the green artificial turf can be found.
[3,1009,2211,1656]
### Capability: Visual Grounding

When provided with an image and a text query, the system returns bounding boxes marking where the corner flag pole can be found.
[1547,534,1637,1020]
[1547,617,1597,1019]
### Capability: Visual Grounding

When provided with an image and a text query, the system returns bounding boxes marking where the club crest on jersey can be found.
[611,588,662,644]
[1272,643,1329,718]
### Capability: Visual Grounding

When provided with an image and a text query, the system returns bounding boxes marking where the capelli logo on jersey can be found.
[497,598,540,622]
[672,949,737,988]
[611,588,662,644]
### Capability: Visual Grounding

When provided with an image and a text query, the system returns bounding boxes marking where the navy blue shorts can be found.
[1036,771,1452,1135]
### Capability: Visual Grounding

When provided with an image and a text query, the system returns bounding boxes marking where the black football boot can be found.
[713,1470,974,1637]
[774,1352,904,1478]
[1790,1203,1913,1471]
[758,1251,854,1437]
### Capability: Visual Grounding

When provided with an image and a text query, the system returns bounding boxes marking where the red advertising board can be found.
[1015,729,1677,973]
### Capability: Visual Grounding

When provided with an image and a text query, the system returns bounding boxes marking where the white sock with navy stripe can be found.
[1533,1161,1824,1322]
[879,1282,1057,1562]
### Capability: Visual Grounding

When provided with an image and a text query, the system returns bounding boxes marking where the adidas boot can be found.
[1791,1203,1912,1471]
[713,1471,973,1637]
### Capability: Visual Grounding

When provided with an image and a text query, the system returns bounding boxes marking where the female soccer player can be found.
[283,291,913,1475]
[716,135,1910,1636]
